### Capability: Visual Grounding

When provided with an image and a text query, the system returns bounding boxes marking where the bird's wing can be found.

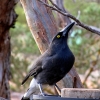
[22,66,42,85]
[22,56,43,85]
[22,51,48,85]
[42,54,58,69]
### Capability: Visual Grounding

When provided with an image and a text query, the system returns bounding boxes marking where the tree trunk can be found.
[53,0,71,28]
[20,0,83,94]
[0,0,17,99]
[20,0,57,53]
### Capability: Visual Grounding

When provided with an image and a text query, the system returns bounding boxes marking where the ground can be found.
[11,92,24,100]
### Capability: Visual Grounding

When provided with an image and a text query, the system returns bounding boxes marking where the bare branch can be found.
[82,66,94,85]
[53,0,71,27]
[49,0,62,11]
[38,0,100,36]
[83,55,99,85]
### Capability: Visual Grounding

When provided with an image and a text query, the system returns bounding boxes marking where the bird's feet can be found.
[40,93,60,97]
[40,92,48,96]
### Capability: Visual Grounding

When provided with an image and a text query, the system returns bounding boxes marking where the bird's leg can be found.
[38,83,47,96]
[55,84,61,95]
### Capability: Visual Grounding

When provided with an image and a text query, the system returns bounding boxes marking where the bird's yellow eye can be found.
[57,35,60,38]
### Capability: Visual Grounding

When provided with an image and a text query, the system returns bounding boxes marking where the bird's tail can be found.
[22,71,36,85]
[22,74,30,85]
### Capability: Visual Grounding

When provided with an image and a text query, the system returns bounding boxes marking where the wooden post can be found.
[20,0,83,92]
[0,0,17,99]
[61,88,100,99]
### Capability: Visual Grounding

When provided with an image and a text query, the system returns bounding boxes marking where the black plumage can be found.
[22,22,75,96]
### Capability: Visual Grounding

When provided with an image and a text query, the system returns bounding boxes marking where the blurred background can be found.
[10,0,100,95]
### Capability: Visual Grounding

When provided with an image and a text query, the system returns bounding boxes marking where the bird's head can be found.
[49,22,75,51]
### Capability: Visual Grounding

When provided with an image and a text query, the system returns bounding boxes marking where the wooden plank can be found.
[31,95,100,100]
[61,88,100,99]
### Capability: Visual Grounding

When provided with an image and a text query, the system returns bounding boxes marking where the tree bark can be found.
[53,0,71,28]
[0,0,17,99]
[20,0,57,53]
[20,0,83,92]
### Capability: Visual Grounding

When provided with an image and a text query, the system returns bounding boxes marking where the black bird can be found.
[21,22,75,99]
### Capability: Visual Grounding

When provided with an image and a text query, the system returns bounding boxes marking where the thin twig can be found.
[38,0,100,35]
[82,66,94,85]
[83,55,99,85]
[49,0,62,11]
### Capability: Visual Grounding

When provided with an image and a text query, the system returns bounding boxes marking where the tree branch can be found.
[83,55,99,85]
[38,0,100,35]
[49,0,62,11]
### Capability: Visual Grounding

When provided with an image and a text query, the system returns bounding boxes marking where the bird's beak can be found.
[60,22,75,37]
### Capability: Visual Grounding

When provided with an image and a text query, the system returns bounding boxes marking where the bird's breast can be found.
[36,48,75,85]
